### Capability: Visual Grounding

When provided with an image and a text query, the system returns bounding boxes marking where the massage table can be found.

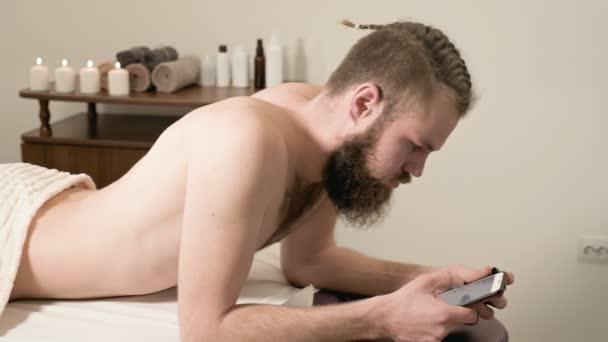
[0,244,507,341]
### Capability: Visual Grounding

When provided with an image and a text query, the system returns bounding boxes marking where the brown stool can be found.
[313,290,508,342]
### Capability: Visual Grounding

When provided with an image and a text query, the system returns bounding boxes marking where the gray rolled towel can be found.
[144,46,179,72]
[116,46,150,67]
[151,55,201,93]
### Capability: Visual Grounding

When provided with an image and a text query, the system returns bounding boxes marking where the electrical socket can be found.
[578,236,608,264]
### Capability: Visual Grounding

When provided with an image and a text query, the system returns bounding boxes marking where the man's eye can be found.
[411,144,422,152]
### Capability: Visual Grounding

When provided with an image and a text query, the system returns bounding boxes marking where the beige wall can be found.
[1,1,607,341]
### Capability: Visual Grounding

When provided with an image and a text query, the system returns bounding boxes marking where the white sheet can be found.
[0,244,315,341]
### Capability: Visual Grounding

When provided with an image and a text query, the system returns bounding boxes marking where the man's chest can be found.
[259,181,325,249]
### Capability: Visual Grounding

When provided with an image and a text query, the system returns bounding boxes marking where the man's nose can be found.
[404,153,429,178]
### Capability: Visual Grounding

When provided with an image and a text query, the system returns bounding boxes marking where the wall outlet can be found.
[578,236,608,264]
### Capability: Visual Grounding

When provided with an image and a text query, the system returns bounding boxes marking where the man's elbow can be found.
[180,324,216,342]
[281,243,339,288]
[179,312,223,342]
[282,268,311,288]
[281,256,323,288]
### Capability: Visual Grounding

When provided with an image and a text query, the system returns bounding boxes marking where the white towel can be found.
[0,163,95,316]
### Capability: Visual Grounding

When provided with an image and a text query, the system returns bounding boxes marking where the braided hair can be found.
[327,20,476,116]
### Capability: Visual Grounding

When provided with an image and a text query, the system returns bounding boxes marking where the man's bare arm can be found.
[290,244,435,296]
[281,195,435,296]
[177,111,385,341]
[218,299,382,341]
[280,194,513,321]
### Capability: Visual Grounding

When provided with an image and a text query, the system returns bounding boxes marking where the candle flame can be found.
[87,60,94,68]
[62,59,68,67]
[36,57,42,65]
[115,61,121,69]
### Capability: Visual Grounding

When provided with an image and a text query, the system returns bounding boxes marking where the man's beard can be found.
[323,119,407,229]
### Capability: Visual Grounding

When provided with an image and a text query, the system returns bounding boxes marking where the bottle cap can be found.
[256,39,264,56]
[219,45,227,53]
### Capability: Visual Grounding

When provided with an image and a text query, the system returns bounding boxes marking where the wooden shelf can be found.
[20,82,258,107]
[18,82,263,187]
[22,113,178,149]
[19,82,262,138]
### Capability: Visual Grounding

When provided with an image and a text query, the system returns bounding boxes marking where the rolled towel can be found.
[126,63,151,92]
[144,46,179,72]
[96,60,115,90]
[116,46,150,67]
[151,55,201,93]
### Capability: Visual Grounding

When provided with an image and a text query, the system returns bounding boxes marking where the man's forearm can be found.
[188,296,384,342]
[287,246,436,296]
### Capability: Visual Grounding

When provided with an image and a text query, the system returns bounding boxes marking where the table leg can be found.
[38,99,51,137]
[87,102,98,138]
[87,102,97,121]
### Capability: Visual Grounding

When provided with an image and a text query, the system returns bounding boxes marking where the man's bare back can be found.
[10,83,324,301]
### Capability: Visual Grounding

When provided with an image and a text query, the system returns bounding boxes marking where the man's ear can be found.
[349,82,383,126]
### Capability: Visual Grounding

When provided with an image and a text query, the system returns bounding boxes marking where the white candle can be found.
[79,60,100,94]
[55,59,76,92]
[29,57,49,91]
[108,61,129,96]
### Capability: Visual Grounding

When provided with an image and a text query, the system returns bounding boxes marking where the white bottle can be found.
[231,46,249,88]
[265,32,283,88]
[216,45,230,87]
[201,55,216,86]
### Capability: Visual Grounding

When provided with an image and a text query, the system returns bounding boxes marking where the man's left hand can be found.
[433,264,515,321]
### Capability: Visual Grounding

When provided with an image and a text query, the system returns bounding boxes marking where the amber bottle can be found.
[254,39,266,89]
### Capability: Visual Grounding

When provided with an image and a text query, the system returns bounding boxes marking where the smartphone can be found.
[436,271,507,307]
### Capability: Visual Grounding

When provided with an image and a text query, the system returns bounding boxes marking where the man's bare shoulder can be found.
[263,82,324,97]
[179,96,291,140]
[253,82,324,104]
[174,97,290,168]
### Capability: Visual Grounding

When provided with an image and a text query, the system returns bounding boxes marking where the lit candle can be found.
[55,59,76,92]
[79,60,100,94]
[108,61,129,96]
[29,57,50,91]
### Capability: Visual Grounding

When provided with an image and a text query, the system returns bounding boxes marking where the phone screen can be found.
[436,273,504,306]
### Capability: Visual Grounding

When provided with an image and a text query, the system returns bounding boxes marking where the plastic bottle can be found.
[231,46,249,88]
[265,32,283,88]
[254,39,265,89]
[216,45,230,87]
[201,54,216,86]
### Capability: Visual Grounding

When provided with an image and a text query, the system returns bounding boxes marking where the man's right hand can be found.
[372,270,479,342]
